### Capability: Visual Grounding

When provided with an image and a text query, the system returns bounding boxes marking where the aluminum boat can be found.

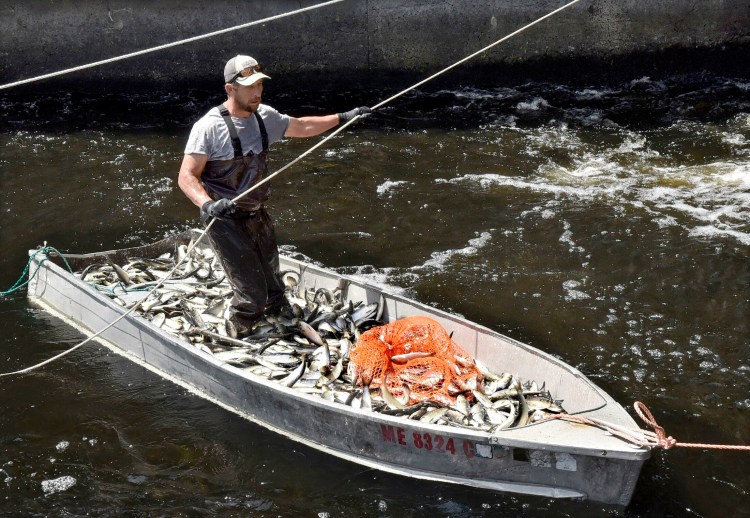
[27,230,649,505]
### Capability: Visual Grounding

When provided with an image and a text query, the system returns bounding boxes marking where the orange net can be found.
[349,316,483,406]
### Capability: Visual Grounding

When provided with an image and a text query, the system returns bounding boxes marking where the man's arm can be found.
[177,153,212,208]
[284,115,339,138]
[283,107,371,138]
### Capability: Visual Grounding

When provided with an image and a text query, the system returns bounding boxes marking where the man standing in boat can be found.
[178,54,369,338]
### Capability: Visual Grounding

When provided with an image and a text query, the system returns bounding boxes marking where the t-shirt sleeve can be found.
[184,117,213,156]
[260,106,291,145]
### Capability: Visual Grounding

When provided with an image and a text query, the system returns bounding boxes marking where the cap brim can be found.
[234,73,271,86]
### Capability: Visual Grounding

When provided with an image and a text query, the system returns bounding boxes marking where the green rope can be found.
[0,246,74,298]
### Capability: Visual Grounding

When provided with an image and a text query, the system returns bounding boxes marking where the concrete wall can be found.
[1,0,748,90]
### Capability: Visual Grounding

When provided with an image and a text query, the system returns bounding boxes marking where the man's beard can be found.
[240,98,259,113]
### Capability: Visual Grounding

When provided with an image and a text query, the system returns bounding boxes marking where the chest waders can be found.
[201,106,288,332]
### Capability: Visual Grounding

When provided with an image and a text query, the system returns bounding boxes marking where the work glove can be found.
[338,106,372,123]
[200,198,237,223]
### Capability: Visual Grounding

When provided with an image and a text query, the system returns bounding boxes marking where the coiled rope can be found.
[537,401,750,451]
[1,0,581,378]
[632,401,750,451]
[0,0,345,90]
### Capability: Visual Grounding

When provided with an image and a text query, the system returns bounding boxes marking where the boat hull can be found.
[27,231,649,505]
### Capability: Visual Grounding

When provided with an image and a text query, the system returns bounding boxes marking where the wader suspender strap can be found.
[217,106,242,158]
[217,106,268,158]
[254,111,269,153]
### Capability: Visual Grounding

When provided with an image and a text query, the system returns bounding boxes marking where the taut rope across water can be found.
[0,0,347,90]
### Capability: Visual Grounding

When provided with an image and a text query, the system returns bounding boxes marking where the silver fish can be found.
[350,302,378,323]
[390,351,434,364]
[309,344,331,373]
[485,406,511,426]
[419,407,449,424]
[338,338,352,360]
[453,394,470,416]
[151,312,166,328]
[470,403,487,427]
[525,395,565,413]
[318,356,344,387]
[471,389,494,410]
[491,398,517,431]
[281,355,307,387]
[361,384,373,411]
[515,383,530,427]
[105,256,131,285]
[380,377,406,410]
[297,320,326,348]
[214,350,257,365]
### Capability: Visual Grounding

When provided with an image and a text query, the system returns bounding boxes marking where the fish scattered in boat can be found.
[74,242,566,431]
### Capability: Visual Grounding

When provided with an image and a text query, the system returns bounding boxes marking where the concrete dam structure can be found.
[1,0,749,90]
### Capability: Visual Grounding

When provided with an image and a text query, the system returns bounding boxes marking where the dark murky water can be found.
[1,73,749,516]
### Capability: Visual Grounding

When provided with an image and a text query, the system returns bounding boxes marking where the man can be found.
[178,54,369,337]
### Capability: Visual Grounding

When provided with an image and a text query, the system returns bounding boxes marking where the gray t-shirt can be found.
[185,104,290,159]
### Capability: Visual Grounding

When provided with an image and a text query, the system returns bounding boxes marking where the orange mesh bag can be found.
[349,316,483,406]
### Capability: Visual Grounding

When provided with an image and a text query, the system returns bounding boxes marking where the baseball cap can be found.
[224,55,271,85]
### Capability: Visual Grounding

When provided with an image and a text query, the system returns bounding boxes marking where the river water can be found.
[0,73,748,516]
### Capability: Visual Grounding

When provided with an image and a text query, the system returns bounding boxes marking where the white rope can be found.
[0,0,346,91]
[2,0,581,377]
[230,0,584,203]
[372,0,582,110]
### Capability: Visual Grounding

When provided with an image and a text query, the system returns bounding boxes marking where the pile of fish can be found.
[75,242,566,431]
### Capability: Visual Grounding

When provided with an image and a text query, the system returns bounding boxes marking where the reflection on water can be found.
[0,74,749,516]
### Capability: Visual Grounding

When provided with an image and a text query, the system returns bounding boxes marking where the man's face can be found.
[231,81,263,113]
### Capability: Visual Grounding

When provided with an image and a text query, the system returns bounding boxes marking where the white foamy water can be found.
[376,180,409,196]
[642,162,750,244]
[574,87,618,100]
[438,155,750,245]
[336,265,412,298]
[419,231,494,270]
[516,97,550,112]
[41,475,76,495]
[562,279,590,301]
[559,221,586,255]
